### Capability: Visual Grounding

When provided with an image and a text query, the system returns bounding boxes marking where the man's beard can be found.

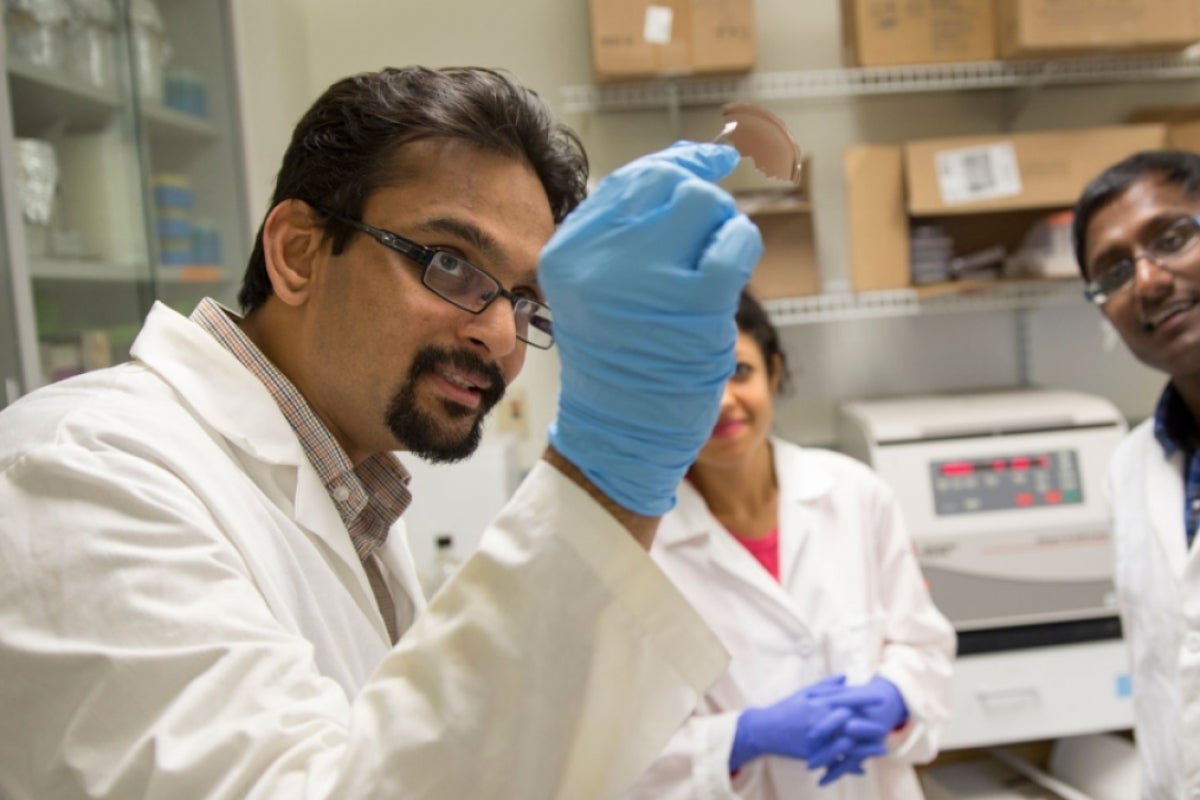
[384,345,506,463]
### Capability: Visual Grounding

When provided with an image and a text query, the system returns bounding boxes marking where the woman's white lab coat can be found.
[624,440,956,800]
[1109,418,1200,800]
[0,302,727,800]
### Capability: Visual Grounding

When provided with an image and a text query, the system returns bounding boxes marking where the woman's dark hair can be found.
[736,290,791,394]
[238,66,589,313]
[1072,149,1200,279]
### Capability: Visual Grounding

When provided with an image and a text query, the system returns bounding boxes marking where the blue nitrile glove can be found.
[540,142,763,516]
[728,676,889,772]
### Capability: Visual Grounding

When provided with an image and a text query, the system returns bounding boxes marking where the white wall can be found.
[231,1,1185,467]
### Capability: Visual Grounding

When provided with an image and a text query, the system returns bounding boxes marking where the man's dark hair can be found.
[735,290,791,394]
[1072,149,1200,279]
[238,66,589,313]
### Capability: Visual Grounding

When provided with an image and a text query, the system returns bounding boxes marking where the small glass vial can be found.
[422,534,463,599]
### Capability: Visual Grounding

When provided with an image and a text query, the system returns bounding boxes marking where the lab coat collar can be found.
[130,302,403,639]
[131,301,305,467]
[656,439,828,619]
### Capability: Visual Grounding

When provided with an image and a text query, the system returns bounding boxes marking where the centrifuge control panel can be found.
[929,450,1083,516]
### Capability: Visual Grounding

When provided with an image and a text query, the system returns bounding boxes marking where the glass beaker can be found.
[6,0,71,71]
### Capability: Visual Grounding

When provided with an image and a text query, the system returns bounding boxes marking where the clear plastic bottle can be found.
[422,533,462,598]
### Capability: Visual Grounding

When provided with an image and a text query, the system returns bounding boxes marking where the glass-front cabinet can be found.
[0,0,246,408]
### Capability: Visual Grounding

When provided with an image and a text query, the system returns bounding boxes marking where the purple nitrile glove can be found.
[728,675,888,772]
[804,676,908,781]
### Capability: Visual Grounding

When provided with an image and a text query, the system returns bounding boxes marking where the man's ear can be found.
[261,199,326,307]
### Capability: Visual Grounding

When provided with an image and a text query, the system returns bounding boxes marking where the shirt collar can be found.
[189,298,411,554]
[1153,382,1197,458]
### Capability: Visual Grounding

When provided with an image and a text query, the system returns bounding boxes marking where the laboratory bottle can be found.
[423,533,463,598]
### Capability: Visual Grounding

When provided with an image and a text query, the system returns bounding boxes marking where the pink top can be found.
[728,526,780,582]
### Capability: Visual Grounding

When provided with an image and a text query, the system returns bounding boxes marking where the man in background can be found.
[1073,149,1200,799]
[0,66,762,798]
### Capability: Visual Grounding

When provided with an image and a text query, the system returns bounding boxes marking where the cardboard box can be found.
[997,0,1200,59]
[844,124,1168,292]
[904,124,1168,215]
[588,0,755,82]
[841,0,996,67]
[845,145,909,291]
[1128,106,1200,153]
[738,190,820,299]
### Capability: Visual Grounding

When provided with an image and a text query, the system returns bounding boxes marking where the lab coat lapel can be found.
[774,439,834,590]
[1145,445,1188,576]
[663,476,801,619]
[132,302,391,642]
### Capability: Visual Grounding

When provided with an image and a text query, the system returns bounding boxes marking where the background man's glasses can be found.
[1085,215,1200,306]
[320,210,554,349]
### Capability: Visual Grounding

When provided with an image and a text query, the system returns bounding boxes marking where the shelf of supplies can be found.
[157,265,226,284]
[6,57,122,132]
[30,257,225,284]
[142,103,220,147]
[30,257,147,282]
[736,190,811,216]
[561,52,1200,113]
[763,278,1084,327]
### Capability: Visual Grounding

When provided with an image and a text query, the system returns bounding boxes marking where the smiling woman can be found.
[623,290,956,800]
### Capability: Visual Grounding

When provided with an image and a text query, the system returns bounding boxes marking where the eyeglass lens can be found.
[424,252,553,348]
[1088,216,1200,303]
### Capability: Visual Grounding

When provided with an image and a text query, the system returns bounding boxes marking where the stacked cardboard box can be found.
[588,0,755,82]
[841,0,997,67]
[844,124,1169,292]
[841,0,1200,68]
[736,189,820,299]
[998,0,1200,59]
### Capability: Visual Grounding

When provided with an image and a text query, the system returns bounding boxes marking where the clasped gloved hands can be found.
[805,675,909,786]
[539,142,763,516]
[728,675,890,773]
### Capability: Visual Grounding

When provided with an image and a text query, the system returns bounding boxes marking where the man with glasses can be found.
[0,67,762,798]
[1073,149,1200,800]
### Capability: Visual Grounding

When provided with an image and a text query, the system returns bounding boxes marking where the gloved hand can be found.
[540,142,763,516]
[823,675,909,735]
[728,675,889,772]
[803,676,909,784]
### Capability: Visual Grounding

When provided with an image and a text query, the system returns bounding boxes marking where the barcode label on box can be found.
[934,143,1022,204]
[643,5,674,44]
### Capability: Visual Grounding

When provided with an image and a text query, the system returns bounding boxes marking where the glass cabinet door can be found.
[1,0,247,393]
[132,0,247,314]
[0,207,29,410]
[4,0,155,386]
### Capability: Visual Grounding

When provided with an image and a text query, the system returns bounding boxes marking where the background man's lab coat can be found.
[1109,419,1200,800]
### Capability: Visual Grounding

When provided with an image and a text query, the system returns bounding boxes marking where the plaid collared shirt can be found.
[191,299,412,639]
[1152,382,1200,549]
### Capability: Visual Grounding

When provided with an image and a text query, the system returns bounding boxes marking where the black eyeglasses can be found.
[1084,215,1200,306]
[320,210,554,349]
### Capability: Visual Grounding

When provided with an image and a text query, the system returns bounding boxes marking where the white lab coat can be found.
[1109,418,1200,800]
[0,301,728,800]
[624,440,956,800]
